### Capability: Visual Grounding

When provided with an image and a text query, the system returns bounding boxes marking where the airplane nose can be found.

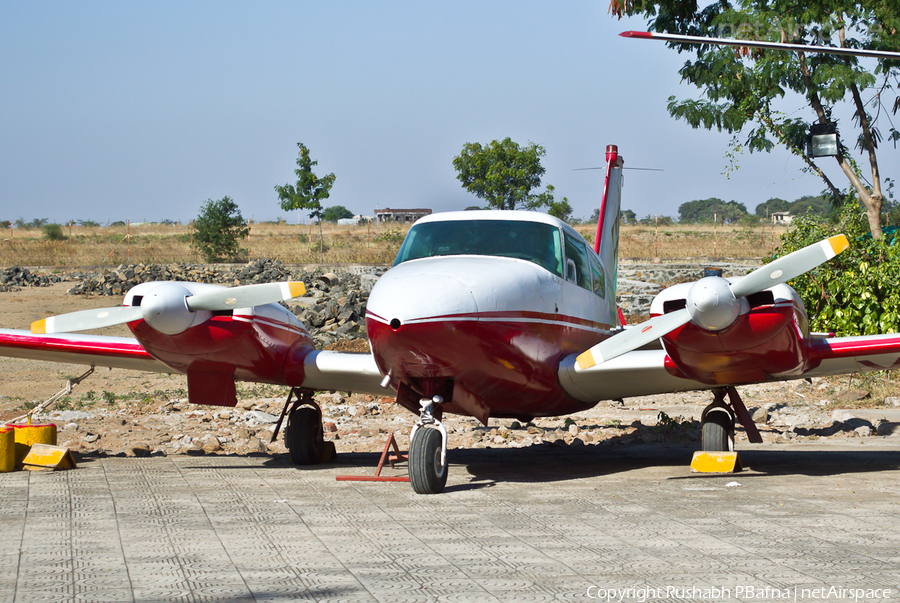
[365,266,482,381]
[367,270,479,328]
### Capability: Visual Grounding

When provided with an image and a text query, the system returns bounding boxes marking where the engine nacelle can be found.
[652,282,811,384]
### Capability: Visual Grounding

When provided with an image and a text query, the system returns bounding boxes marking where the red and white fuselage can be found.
[365,211,618,423]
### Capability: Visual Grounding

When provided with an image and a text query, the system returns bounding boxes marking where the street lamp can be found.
[807,122,840,158]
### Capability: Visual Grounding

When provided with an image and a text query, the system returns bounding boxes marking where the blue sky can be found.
[1,1,857,224]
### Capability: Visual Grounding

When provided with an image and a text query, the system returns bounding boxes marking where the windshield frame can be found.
[393,218,565,278]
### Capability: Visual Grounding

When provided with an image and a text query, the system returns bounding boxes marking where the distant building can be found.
[337,215,376,226]
[772,211,793,224]
[374,208,432,223]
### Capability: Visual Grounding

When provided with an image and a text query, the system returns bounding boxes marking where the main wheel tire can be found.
[701,411,734,452]
[286,406,324,465]
[409,427,448,494]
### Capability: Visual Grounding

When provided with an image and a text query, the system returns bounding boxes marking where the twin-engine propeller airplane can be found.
[2,145,900,494]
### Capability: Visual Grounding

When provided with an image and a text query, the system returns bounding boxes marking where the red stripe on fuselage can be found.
[367,310,611,419]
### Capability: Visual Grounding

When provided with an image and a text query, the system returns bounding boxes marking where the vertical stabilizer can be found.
[593,145,624,316]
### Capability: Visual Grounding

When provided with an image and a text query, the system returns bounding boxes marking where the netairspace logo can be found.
[585,585,893,602]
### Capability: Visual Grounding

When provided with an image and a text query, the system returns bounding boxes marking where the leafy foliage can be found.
[322,205,354,222]
[775,202,900,336]
[544,186,573,222]
[755,197,791,217]
[610,0,900,238]
[678,198,749,223]
[275,143,336,223]
[42,223,66,241]
[452,138,554,210]
[192,196,249,262]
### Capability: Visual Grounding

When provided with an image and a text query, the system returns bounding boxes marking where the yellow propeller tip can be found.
[576,350,596,370]
[828,234,849,256]
[31,319,47,334]
[288,282,306,298]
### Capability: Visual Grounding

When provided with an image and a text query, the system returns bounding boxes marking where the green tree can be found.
[545,186,573,222]
[790,194,832,217]
[322,205,354,222]
[275,142,336,259]
[755,197,791,218]
[610,0,899,238]
[620,209,637,224]
[192,196,249,262]
[452,138,554,210]
[275,143,336,224]
[678,198,748,223]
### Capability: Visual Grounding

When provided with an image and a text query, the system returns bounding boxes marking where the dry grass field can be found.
[0,220,790,268]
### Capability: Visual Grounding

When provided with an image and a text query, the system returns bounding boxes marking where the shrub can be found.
[775,201,900,336]
[192,196,249,262]
[42,223,66,241]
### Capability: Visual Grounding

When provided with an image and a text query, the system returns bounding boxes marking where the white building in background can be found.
[772,211,793,224]
[337,215,376,226]
[374,208,432,223]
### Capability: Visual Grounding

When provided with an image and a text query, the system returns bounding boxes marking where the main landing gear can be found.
[275,388,327,465]
[408,395,449,494]
[701,389,735,452]
[699,386,763,452]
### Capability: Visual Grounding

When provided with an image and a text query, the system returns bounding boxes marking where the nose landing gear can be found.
[408,395,449,494]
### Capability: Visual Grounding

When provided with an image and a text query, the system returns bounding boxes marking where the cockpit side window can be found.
[589,252,606,299]
[563,231,592,291]
[393,220,564,278]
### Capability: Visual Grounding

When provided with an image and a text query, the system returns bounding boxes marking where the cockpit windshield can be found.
[393,219,564,277]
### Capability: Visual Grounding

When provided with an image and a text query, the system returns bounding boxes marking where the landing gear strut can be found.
[701,389,735,452]
[699,386,763,452]
[275,388,325,465]
[408,395,448,494]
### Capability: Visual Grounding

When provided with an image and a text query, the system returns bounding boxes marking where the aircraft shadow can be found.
[172,434,900,484]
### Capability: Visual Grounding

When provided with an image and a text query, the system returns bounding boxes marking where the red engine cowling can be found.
[653,282,811,385]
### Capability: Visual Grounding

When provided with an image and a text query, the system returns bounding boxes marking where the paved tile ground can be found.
[2,440,900,603]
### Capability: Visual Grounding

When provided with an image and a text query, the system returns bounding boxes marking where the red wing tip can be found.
[620,31,653,38]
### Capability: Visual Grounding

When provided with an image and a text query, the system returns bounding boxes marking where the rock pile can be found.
[0,266,66,292]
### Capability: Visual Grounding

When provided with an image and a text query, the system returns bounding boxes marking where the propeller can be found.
[32,281,306,335]
[576,234,849,369]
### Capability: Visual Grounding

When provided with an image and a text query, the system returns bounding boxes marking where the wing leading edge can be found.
[559,333,900,403]
[0,328,176,373]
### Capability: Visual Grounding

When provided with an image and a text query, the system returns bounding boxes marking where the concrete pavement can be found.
[2,440,900,602]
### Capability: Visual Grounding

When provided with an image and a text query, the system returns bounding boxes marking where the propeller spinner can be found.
[576,234,849,369]
[31,281,306,336]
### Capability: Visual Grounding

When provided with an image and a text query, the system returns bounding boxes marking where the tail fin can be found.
[593,145,623,318]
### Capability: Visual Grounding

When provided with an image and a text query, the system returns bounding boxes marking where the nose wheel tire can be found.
[286,406,324,465]
[409,427,448,494]
[701,411,734,452]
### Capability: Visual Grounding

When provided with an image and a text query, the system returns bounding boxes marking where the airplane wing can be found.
[0,328,392,397]
[804,333,900,377]
[300,349,393,397]
[559,349,714,402]
[559,333,900,403]
[0,328,176,373]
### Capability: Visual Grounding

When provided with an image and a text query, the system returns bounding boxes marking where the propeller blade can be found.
[730,234,848,299]
[576,308,691,369]
[185,281,306,312]
[577,234,849,369]
[31,306,144,334]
